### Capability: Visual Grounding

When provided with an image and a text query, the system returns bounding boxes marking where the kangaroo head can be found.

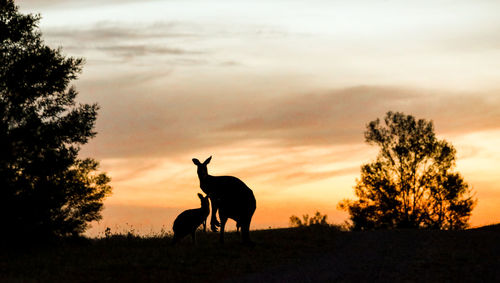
[192,156,212,179]
[197,193,209,209]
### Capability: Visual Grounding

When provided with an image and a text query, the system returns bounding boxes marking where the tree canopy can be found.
[0,0,111,238]
[339,111,475,230]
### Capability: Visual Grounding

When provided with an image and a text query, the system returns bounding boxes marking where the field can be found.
[1,225,499,282]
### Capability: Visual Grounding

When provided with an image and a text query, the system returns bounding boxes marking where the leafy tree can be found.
[339,111,475,230]
[0,0,111,238]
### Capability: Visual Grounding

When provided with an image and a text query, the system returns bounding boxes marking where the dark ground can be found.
[1,225,499,282]
[229,225,500,282]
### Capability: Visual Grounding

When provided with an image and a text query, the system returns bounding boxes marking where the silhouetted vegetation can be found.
[289,211,329,227]
[0,1,111,239]
[339,112,475,230]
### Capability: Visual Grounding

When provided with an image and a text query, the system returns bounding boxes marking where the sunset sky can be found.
[18,0,500,236]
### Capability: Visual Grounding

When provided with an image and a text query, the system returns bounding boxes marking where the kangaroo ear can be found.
[192,158,201,165]
[203,156,212,165]
[197,193,203,199]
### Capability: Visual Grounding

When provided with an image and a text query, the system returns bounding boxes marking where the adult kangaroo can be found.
[192,156,256,245]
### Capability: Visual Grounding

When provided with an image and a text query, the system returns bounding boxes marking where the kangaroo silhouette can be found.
[192,156,256,245]
[172,193,210,244]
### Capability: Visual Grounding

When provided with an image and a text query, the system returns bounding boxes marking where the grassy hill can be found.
[1,225,499,282]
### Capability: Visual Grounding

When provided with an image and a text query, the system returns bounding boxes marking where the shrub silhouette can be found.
[290,211,329,227]
[192,156,256,245]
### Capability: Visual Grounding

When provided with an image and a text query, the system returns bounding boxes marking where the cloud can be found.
[18,0,150,9]
[80,84,500,163]
[42,22,206,63]
[95,45,202,59]
[45,22,197,42]
[219,87,500,147]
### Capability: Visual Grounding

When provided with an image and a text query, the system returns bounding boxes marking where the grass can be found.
[1,225,499,282]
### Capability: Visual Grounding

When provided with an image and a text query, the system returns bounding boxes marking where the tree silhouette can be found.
[339,111,475,230]
[0,1,111,238]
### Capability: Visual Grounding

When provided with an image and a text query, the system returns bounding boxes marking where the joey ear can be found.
[197,193,203,199]
[203,156,212,165]
[192,158,201,166]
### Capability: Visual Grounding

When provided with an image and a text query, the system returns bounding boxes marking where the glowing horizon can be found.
[17,0,500,236]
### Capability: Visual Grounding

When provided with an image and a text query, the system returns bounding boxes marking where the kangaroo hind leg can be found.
[219,215,228,244]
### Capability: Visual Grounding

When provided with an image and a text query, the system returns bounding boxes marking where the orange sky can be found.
[18,0,500,236]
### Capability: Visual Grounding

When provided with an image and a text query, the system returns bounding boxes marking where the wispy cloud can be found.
[80,85,500,162]
[220,87,500,146]
[43,22,206,62]
[18,0,150,9]
[96,44,202,59]
[45,22,198,42]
